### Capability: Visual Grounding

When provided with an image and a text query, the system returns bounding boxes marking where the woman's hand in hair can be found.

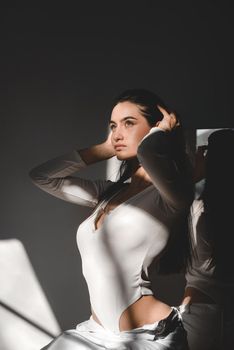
[102,131,116,157]
[78,132,115,165]
[156,105,180,132]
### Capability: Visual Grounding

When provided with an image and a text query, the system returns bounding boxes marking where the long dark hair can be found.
[100,88,193,274]
[202,129,234,281]
[99,88,169,200]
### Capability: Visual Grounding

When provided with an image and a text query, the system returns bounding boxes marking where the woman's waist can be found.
[92,295,173,332]
[77,307,184,345]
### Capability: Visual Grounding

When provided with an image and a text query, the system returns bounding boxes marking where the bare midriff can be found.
[181,286,216,305]
[92,295,172,331]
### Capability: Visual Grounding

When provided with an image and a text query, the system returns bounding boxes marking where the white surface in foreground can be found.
[0,239,61,350]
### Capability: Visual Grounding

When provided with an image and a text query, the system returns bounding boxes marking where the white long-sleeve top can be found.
[30,127,192,333]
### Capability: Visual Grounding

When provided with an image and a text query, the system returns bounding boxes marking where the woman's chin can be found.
[116,153,136,161]
[116,154,127,160]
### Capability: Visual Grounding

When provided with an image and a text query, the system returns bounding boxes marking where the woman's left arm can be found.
[137,107,193,210]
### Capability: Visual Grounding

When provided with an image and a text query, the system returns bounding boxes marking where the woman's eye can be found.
[125,120,134,127]
[110,124,116,131]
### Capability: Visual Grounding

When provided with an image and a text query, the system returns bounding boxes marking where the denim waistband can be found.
[153,307,183,340]
[77,307,184,340]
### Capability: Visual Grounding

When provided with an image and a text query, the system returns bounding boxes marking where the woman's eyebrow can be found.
[109,116,137,124]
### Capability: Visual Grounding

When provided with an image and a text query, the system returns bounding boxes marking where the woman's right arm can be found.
[137,107,193,211]
[29,136,115,207]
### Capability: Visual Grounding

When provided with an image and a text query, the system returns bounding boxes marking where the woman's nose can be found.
[113,127,124,141]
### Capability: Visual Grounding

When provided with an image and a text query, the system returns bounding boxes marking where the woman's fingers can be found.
[157,105,170,119]
[156,105,180,130]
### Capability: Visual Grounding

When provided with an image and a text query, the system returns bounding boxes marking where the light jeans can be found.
[41,307,188,350]
[178,303,223,350]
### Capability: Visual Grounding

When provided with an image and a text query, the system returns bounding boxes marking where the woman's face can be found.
[110,101,151,160]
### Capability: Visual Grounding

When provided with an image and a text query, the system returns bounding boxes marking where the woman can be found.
[180,129,234,350]
[30,89,193,349]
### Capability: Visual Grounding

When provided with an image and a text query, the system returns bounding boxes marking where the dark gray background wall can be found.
[1,1,233,330]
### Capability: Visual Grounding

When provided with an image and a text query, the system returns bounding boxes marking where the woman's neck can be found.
[131,167,152,188]
[128,158,152,189]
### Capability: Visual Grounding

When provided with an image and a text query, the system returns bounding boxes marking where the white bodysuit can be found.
[30,127,192,333]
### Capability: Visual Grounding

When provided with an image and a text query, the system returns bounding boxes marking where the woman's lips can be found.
[114,144,126,150]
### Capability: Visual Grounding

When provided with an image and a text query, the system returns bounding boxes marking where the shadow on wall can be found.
[0,239,61,350]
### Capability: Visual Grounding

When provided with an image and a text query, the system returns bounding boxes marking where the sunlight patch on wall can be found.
[196,129,223,146]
